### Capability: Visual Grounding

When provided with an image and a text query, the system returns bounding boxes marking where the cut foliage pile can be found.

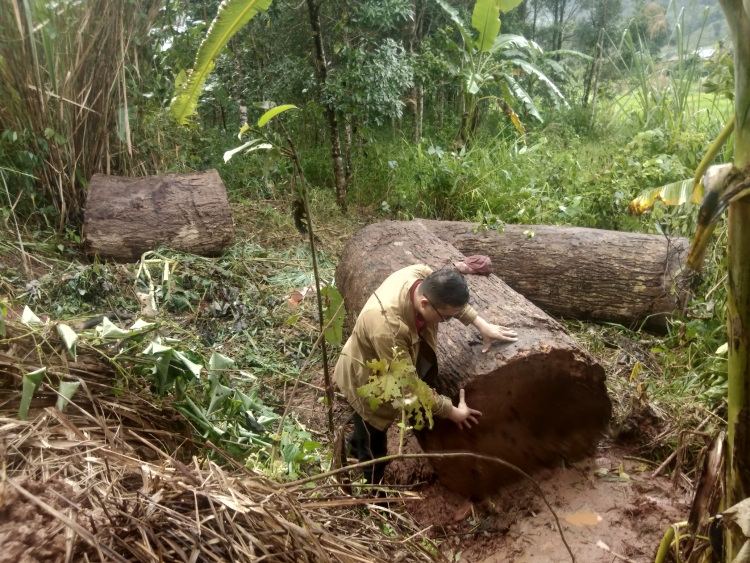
[0,318,438,562]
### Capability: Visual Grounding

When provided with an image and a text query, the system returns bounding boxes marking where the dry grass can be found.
[0,319,442,563]
[0,0,162,226]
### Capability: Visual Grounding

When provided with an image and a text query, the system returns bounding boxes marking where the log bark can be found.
[336,221,611,498]
[417,220,690,332]
[83,169,234,262]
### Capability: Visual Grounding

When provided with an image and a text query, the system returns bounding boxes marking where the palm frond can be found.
[170,0,272,126]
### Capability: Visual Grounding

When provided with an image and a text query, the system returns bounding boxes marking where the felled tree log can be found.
[84,170,234,262]
[336,221,611,498]
[417,220,690,332]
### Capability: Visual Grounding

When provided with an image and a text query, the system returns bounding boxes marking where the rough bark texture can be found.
[418,220,690,332]
[336,221,611,498]
[83,170,234,262]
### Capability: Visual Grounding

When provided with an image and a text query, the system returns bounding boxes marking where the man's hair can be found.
[421,269,470,309]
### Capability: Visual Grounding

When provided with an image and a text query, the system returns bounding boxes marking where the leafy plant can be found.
[170,0,273,125]
[357,348,436,431]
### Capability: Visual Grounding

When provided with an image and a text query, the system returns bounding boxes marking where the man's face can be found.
[419,296,463,325]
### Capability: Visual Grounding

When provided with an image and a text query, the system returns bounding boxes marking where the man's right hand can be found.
[447,389,482,430]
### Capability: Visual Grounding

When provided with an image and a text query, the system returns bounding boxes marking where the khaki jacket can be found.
[335,265,478,431]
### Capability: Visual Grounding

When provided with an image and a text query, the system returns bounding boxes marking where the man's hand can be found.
[472,316,518,352]
[447,389,482,430]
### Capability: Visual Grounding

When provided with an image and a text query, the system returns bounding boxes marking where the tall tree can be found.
[305,0,348,210]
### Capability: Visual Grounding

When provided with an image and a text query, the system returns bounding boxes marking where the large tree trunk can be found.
[83,170,234,262]
[336,221,611,498]
[306,0,348,210]
[418,220,690,332]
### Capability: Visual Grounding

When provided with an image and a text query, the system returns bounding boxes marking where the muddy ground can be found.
[292,371,690,563]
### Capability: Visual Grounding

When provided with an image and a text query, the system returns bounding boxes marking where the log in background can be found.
[83,169,234,262]
[336,221,611,498]
[418,220,690,332]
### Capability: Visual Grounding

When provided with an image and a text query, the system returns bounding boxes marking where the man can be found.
[335,265,518,485]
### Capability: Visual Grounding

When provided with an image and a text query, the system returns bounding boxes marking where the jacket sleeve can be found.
[456,304,478,326]
[370,331,453,420]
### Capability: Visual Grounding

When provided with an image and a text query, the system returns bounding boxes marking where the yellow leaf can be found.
[365,358,388,375]
[629,361,642,382]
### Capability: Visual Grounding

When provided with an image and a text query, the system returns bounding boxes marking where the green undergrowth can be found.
[3,231,349,480]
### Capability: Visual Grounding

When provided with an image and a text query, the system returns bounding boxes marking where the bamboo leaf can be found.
[19,367,46,420]
[472,0,502,52]
[208,384,234,414]
[224,139,260,162]
[321,286,345,345]
[209,351,235,372]
[56,381,80,412]
[170,0,273,125]
[22,305,41,326]
[57,323,78,361]
[629,179,695,215]
[258,104,297,127]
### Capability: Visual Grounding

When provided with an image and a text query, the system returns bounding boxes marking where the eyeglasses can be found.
[424,294,456,322]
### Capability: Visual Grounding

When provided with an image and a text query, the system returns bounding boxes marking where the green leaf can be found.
[510,58,567,105]
[19,367,46,420]
[224,138,260,162]
[173,350,203,379]
[257,104,297,127]
[238,123,252,140]
[169,0,273,125]
[434,0,475,47]
[174,70,188,88]
[490,33,542,55]
[208,383,234,414]
[97,317,131,338]
[209,351,235,372]
[0,302,6,338]
[321,285,345,345]
[56,381,80,411]
[56,324,78,361]
[497,0,523,12]
[629,179,695,215]
[472,0,502,52]
[22,306,41,326]
[499,73,542,121]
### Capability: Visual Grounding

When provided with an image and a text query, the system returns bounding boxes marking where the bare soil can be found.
[0,478,93,563]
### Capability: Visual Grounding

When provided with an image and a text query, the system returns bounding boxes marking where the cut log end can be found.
[417,349,610,498]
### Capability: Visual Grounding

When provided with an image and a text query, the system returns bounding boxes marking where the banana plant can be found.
[435,0,572,146]
[170,0,272,125]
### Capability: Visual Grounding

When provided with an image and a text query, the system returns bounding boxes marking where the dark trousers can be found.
[348,412,388,484]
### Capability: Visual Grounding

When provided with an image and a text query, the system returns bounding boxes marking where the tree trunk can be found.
[718,0,750,560]
[417,220,690,332]
[83,170,234,262]
[336,221,611,498]
[415,83,424,143]
[589,29,605,124]
[306,0,347,210]
[344,115,353,187]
